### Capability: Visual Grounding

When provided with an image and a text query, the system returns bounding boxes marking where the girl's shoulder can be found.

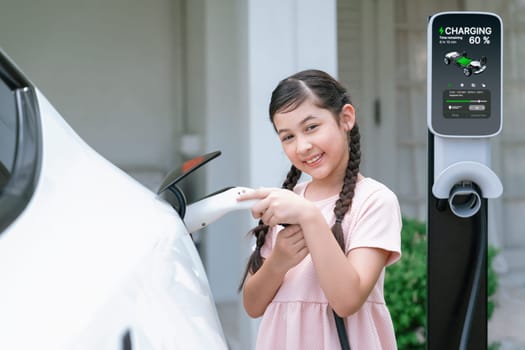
[355,177,398,202]
[345,177,401,221]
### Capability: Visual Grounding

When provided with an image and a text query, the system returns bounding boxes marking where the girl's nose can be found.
[296,136,312,154]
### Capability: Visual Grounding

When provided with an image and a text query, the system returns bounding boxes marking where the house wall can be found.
[0,0,182,188]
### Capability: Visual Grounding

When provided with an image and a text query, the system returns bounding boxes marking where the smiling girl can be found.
[238,70,402,349]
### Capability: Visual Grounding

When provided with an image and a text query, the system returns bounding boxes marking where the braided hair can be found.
[239,69,361,289]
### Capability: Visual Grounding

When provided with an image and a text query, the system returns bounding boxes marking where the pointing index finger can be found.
[237,187,272,201]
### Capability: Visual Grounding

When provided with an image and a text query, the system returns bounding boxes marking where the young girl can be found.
[238,69,402,349]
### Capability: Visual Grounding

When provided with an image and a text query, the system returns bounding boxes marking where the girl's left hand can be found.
[238,188,314,227]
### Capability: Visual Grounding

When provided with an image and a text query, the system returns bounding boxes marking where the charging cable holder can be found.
[432,136,502,218]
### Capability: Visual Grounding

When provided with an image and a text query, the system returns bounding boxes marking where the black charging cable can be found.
[333,311,351,350]
[459,201,487,350]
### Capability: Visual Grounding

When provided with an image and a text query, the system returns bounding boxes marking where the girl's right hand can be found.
[267,224,309,274]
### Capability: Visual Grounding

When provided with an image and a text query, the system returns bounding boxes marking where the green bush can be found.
[384,218,427,349]
[384,217,499,349]
[487,245,499,320]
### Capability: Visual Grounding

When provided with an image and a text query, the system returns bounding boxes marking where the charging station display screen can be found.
[429,12,502,136]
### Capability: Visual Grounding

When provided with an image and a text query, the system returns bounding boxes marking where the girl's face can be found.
[273,99,355,187]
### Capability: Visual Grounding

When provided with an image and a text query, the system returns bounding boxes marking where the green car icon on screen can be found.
[444,51,487,76]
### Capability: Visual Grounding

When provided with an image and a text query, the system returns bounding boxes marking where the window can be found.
[0,51,42,234]
[0,73,17,190]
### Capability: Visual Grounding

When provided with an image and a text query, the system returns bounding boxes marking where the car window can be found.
[0,76,17,190]
[0,51,42,234]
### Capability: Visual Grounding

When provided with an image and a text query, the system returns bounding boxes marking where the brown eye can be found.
[281,134,294,142]
[305,124,319,132]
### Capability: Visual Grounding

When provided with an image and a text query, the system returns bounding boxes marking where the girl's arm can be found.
[299,208,389,317]
[242,259,283,318]
[242,225,308,318]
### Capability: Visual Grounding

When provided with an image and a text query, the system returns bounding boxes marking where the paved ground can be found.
[216,302,239,349]
[488,270,525,350]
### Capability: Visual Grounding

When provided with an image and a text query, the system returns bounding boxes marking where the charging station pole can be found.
[427,12,503,349]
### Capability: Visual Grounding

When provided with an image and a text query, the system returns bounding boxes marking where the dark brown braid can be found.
[238,165,302,290]
[332,124,361,251]
[330,123,360,348]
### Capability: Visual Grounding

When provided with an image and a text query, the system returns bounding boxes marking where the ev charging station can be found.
[427,12,503,349]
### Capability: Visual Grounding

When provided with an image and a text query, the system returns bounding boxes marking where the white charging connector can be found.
[184,187,257,233]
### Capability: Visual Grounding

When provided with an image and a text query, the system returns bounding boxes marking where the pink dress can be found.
[257,178,402,350]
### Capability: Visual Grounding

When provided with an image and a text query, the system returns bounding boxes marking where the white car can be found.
[0,50,254,350]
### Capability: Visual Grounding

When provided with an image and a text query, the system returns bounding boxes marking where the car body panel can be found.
[0,87,228,349]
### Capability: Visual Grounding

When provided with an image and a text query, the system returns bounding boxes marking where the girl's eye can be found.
[281,134,294,142]
[305,124,318,132]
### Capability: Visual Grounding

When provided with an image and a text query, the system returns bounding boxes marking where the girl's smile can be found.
[303,152,324,167]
